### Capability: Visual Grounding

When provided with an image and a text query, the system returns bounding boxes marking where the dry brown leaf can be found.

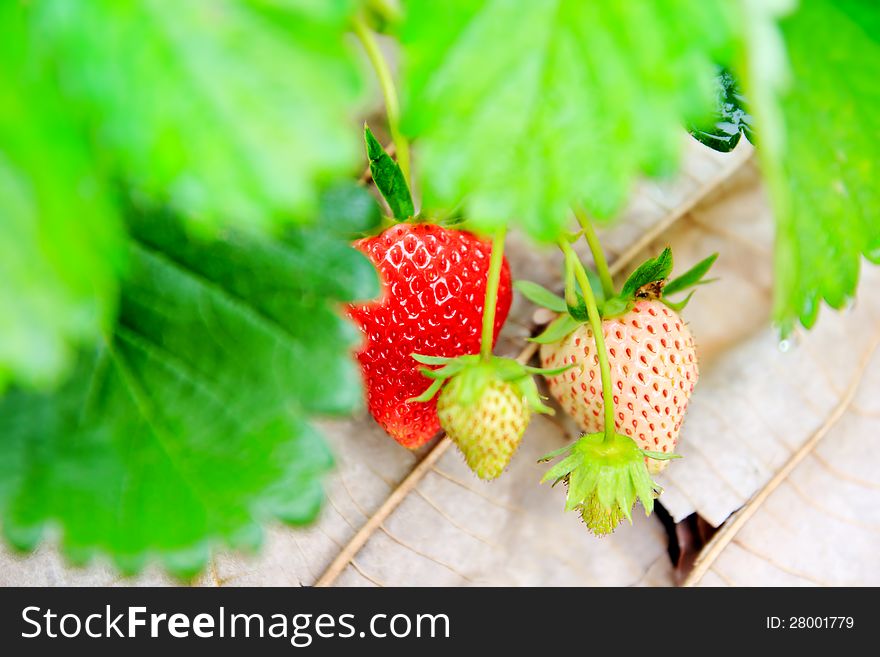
[684,338,880,586]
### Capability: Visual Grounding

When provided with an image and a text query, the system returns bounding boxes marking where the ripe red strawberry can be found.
[348,223,512,448]
[541,299,697,473]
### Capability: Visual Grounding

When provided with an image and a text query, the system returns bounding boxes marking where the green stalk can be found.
[480,229,507,361]
[559,239,616,443]
[352,14,411,185]
[573,206,615,299]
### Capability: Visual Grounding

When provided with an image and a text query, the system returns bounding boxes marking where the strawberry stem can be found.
[573,206,615,299]
[480,228,507,361]
[559,239,616,443]
[352,14,411,186]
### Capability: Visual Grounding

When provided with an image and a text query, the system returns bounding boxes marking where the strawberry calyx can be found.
[539,432,678,535]
[518,247,718,345]
[408,354,568,414]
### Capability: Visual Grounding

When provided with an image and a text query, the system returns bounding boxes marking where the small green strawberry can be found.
[410,355,566,480]
[439,370,529,479]
[540,431,675,535]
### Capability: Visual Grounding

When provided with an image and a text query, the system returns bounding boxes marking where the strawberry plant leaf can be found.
[364,125,414,220]
[0,0,368,391]
[316,180,383,239]
[400,0,740,240]
[752,0,880,332]
[664,253,718,296]
[0,4,123,391]
[514,281,567,313]
[0,205,378,576]
[688,68,754,152]
[27,0,365,233]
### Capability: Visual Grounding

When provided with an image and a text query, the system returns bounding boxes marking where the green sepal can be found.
[540,454,580,485]
[416,355,554,415]
[529,314,582,344]
[514,280,567,313]
[641,450,683,461]
[522,364,573,377]
[538,442,575,464]
[362,0,404,33]
[364,124,414,220]
[664,253,718,296]
[584,268,607,306]
[493,356,530,382]
[620,247,673,299]
[516,374,555,415]
[540,432,663,536]
[597,248,673,319]
[661,291,695,312]
[564,252,590,321]
[418,359,471,380]
[411,353,463,366]
[601,296,630,317]
[406,378,444,403]
[517,263,603,328]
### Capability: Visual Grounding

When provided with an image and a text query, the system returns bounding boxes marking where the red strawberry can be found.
[348,223,512,448]
[540,299,698,473]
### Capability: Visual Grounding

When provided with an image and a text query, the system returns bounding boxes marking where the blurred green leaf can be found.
[756,0,880,332]
[28,0,365,233]
[400,0,740,240]
[0,0,368,390]
[0,206,378,576]
[317,180,383,238]
[0,3,123,391]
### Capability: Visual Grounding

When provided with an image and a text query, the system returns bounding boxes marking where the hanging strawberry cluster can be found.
[350,13,718,536]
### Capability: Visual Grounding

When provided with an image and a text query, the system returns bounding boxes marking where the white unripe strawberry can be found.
[540,299,698,473]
